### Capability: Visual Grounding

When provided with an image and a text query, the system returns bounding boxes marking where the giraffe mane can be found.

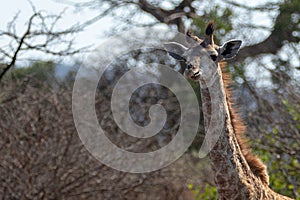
[220,62,269,185]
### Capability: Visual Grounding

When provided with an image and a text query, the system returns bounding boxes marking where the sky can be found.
[0,0,113,45]
[2,0,297,87]
[0,0,114,64]
[0,0,282,67]
[0,0,274,47]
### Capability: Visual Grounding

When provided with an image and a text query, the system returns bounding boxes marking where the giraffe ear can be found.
[219,40,242,60]
[164,42,187,61]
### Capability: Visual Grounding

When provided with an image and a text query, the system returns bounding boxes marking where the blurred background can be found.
[0,0,299,199]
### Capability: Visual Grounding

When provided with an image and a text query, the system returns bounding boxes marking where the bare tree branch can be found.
[0,13,37,80]
[134,0,195,32]
[0,6,86,82]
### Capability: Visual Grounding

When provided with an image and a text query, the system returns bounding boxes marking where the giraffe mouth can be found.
[191,71,201,79]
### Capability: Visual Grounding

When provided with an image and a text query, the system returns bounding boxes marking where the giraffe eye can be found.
[187,64,193,69]
[210,55,217,61]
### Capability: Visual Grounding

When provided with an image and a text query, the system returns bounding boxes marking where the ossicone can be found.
[204,21,215,46]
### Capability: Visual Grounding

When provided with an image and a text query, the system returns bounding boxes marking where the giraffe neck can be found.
[199,66,229,133]
[198,66,265,199]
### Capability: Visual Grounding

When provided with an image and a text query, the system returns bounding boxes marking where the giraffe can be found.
[164,22,294,200]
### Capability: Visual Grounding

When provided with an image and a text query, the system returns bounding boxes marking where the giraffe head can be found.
[164,22,242,82]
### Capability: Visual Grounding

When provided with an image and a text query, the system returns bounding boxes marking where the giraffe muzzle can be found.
[185,69,201,81]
